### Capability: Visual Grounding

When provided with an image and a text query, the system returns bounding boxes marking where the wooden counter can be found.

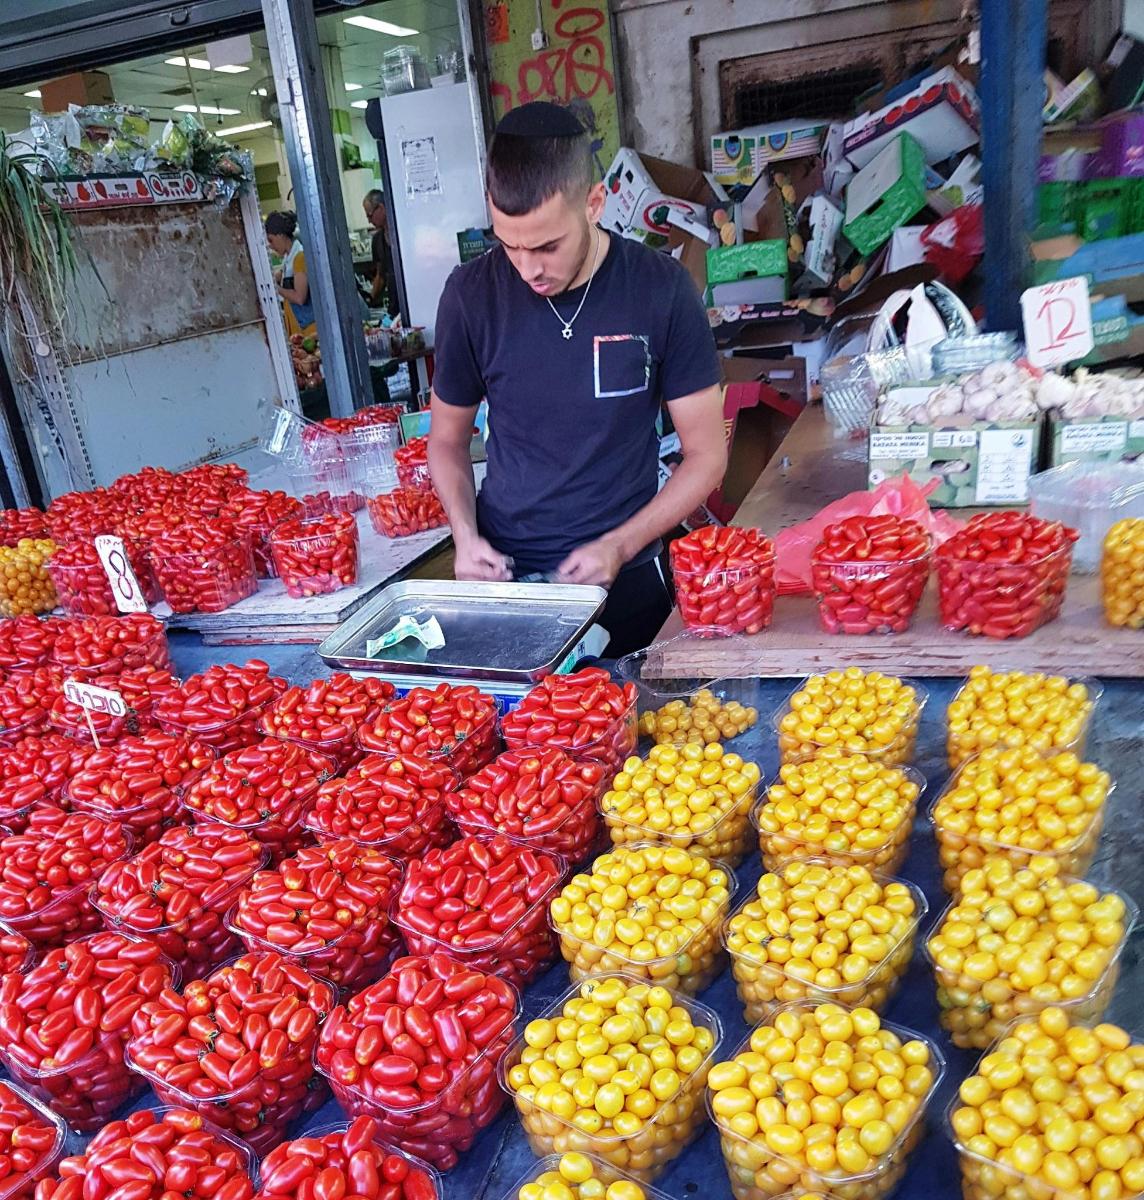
[651,404,1144,679]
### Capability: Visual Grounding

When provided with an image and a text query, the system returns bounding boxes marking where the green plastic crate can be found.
[1036,177,1144,241]
[843,132,926,255]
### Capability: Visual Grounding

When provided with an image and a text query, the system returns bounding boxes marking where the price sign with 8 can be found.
[94,534,148,613]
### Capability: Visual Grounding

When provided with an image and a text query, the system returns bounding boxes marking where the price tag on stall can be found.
[1020,276,1095,368]
[63,677,128,749]
[94,534,148,613]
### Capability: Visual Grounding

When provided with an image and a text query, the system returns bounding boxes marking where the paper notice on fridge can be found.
[402,136,442,198]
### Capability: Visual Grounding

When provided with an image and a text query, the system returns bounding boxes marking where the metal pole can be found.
[260,0,370,417]
[980,0,1048,332]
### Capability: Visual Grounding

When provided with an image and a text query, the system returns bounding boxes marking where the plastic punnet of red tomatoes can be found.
[65,730,213,846]
[358,684,499,779]
[669,525,776,635]
[217,488,305,578]
[811,514,932,635]
[153,661,288,754]
[0,617,65,672]
[0,509,48,549]
[935,511,1079,639]
[315,953,519,1171]
[394,834,564,990]
[304,753,457,858]
[366,489,447,539]
[501,668,637,776]
[181,738,336,862]
[0,734,89,831]
[31,1105,256,1200]
[47,666,180,746]
[0,807,131,950]
[260,673,394,771]
[0,669,62,744]
[50,614,170,675]
[0,932,176,1130]
[0,1079,65,1200]
[126,951,336,1154]
[255,1115,439,1200]
[445,747,606,863]
[149,524,257,615]
[228,840,403,992]
[92,823,266,980]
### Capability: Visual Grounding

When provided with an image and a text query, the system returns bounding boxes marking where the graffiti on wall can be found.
[485,0,620,178]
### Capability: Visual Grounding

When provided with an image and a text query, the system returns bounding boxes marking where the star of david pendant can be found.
[561,326,573,340]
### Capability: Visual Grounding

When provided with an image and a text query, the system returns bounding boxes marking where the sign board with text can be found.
[1021,276,1095,368]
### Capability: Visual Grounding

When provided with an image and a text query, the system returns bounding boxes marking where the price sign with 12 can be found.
[1020,276,1095,368]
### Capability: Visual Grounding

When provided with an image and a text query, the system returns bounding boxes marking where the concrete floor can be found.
[76,633,1144,1200]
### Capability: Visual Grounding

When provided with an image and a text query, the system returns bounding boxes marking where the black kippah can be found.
[495,101,584,138]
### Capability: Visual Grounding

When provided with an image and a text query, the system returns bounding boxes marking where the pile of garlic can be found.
[877,361,1041,424]
[1039,368,1144,420]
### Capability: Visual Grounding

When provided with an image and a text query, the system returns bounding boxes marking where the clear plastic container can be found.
[1029,458,1144,573]
[303,773,456,858]
[752,763,925,876]
[500,974,722,1182]
[150,531,257,614]
[382,45,430,94]
[936,541,1075,639]
[359,698,500,779]
[672,561,775,636]
[925,884,1136,1050]
[724,867,926,1023]
[945,669,1102,770]
[269,513,360,598]
[928,757,1111,895]
[710,1009,945,1200]
[342,420,401,495]
[504,695,638,778]
[319,984,519,1172]
[551,847,736,995]
[811,547,932,636]
[393,847,565,990]
[366,487,447,537]
[496,1153,674,1200]
[771,676,928,766]
[821,354,878,435]
[157,700,274,756]
[0,1080,66,1200]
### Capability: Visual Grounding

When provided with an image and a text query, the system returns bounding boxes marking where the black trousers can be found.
[598,558,672,658]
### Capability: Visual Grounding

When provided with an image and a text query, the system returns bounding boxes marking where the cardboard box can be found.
[41,71,114,111]
[1032,231,1144,303]
[869,404,1043,507]
[707,297,834,349]
[1039,125,1103,184]
[843,133,927,254]
[602,147,725,243]
[926,154,982,216]
[1084,294,1144,365]
[706,240,789,305]
[802,194,844,285]
[710,120,828,187]
[1104,34,1144,111]
[884,226,929,273]
[1043,69,1101,124]
[706,356,806,521]
[843,66,979,169]
[1099,112,1144,180]
[1048,412,1144,466]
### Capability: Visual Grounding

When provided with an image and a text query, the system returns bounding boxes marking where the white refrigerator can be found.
[380,82,490,345]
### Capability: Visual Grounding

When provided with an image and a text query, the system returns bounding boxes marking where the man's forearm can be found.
[602,450,724,562]
[427,440,480,543]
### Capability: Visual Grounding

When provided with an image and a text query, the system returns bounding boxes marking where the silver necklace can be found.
[545,227,601,340]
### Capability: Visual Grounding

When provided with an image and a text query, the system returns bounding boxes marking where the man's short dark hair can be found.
[364,189,384,211]
[486,131,593,216]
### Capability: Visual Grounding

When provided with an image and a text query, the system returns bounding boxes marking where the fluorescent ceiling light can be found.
[216,120,272,136]
[213,64,250,74]
[251,87,269,97]
[351,100,369,109]
[175,104,241,116]
[23,89,41,98]
[344,82,363,91]
[166,56,211,70]
[343,15,419,36]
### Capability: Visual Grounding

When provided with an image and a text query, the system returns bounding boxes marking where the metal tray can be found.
[317,579,607,683]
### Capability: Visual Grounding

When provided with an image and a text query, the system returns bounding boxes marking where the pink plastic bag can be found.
[774,473,964,595]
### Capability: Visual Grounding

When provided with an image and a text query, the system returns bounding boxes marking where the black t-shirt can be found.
[433,234,720,574]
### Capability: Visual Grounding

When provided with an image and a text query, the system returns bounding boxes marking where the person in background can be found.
[265,210,316,338]
[363,190,399,318]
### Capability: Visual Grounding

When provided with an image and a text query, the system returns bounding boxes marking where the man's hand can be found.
[555,536,625,587]
[454,535,513,582]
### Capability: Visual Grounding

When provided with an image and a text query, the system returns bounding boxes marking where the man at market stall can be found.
[427,102,726,656]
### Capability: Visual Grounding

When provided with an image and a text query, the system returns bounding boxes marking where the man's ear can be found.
[585,180,606,225]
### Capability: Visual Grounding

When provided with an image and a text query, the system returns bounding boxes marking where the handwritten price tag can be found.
[63,678,128,718]
[94,535,148,613]
[1020,276,1095,368]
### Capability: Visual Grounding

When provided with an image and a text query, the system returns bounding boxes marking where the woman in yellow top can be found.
[265,210,316,338]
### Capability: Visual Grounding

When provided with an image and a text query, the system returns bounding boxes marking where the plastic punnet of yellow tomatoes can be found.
[636,687,758,746]
[945,666,1099,770]
[501,974,721,1183]
[751,754,922,876]
[707,1001,943,1200]
[506,1151,671,1200]
[601,743,762,866]
[925,854,1135,1052]
[772,669,926,766]
[949,1006,1144,1200]
[550,843,735,995]
[0,539,58,617]
[929,746,1112,895]
[1102,516,1144,628]
[724,859,926,1023]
